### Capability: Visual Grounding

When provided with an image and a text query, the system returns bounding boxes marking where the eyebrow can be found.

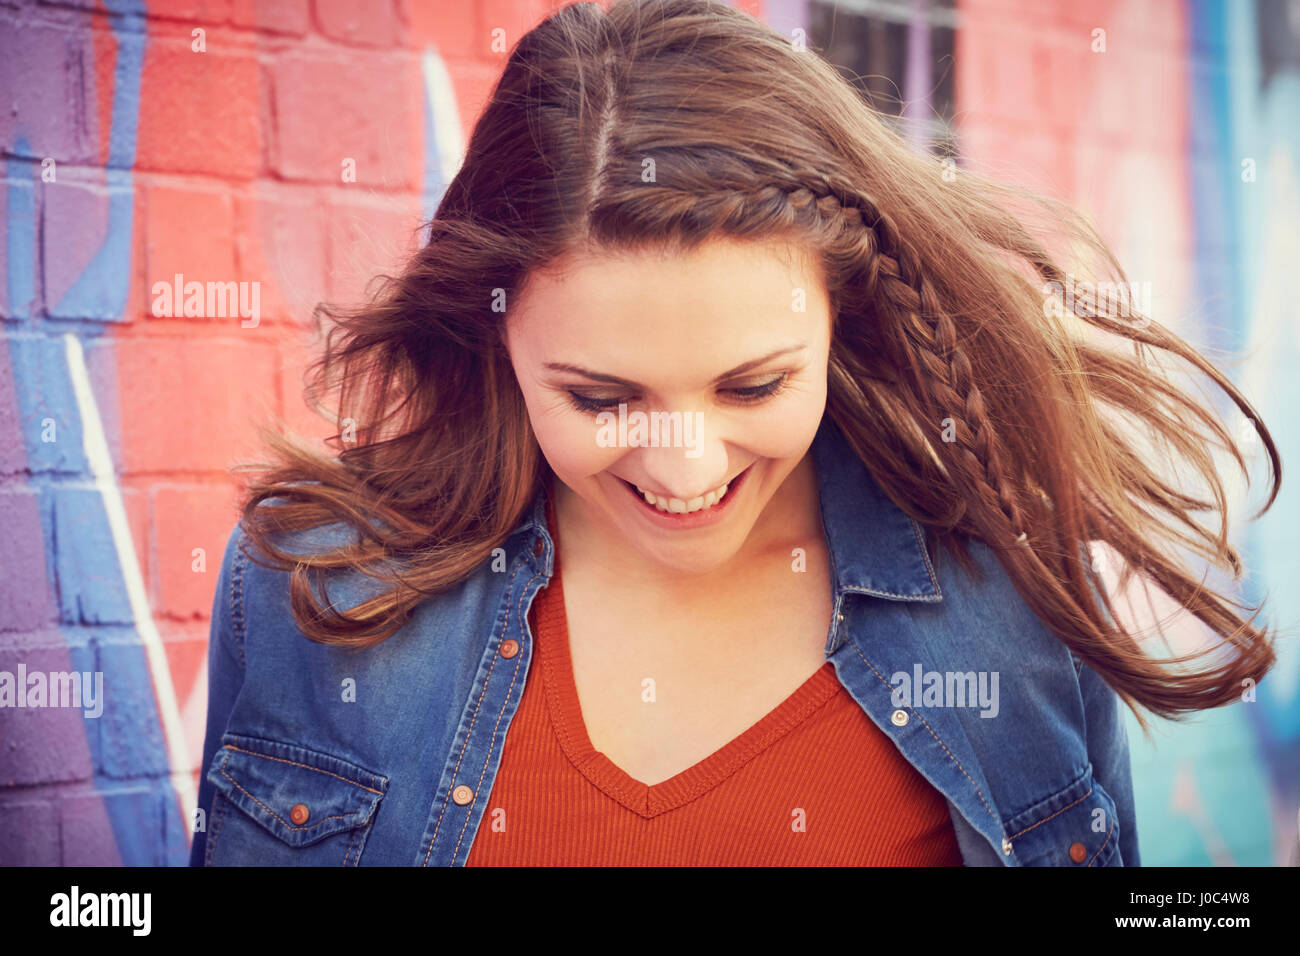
[543,345,808,389]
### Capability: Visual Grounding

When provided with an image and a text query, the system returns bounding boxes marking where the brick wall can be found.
[0,0,561,866]
[2,0,1296,866]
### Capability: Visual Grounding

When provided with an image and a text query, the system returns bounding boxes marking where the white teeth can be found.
[634,480,731,514]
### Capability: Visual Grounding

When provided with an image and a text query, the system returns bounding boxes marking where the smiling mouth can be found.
[618,464,752,516]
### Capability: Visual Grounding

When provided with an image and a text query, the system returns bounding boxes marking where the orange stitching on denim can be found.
[220,744,383,795]
[422,561,536,865]
[847,638,999,826]
[1088,816,1114,866]
[908,517,942,596]
[343,825,365,866]
[452,569,541,858]
[1007,784,1092,840]
[218,751,358,831]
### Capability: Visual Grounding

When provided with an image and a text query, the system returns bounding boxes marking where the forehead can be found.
[509,237,827,338]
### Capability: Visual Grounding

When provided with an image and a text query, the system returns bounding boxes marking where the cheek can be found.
[737,381,827,463]
[527,404,626,481]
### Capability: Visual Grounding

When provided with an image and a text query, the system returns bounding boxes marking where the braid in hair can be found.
[594,168,1076,583]
[642,174,1041,553]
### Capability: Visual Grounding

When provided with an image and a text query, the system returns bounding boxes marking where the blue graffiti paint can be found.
[3,3,188,864]
[4,149,36,321]
[50,26,144,322]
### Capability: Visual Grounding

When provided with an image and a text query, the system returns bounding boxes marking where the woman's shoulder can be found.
[211,493,510,652]
[210,500,385,650]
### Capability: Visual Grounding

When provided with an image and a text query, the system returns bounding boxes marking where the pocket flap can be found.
[1004,766,1121,866]
[207,734,388,848]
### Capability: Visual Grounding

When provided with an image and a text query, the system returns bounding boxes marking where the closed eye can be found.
[565,373,789,414]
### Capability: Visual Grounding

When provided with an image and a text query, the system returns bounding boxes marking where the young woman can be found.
[189,0,1280,867]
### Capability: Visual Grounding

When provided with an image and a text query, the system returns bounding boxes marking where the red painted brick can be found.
[963,23,1046,128]
[269,50,422,191]
[404,0,477,60]
[1043,0,1119,33]
[83,336,278,474]
[323,191,424,306]
[232,185,329,327]
[956,119,1073,200]
[144,184,237,321]
[1132,49,1187,151]
[157,622,214,777]
[135,36,262,180]
[1037,34,1098,135]
[230,0,311,35]
[1087,48,1155,144]
[153,484,243,619]
[274,332,340,452]
[145,0,236,24]
[475,0,555,60]
[313,0,407,47]
[445,58,507,136]
[1072,0,1187,57]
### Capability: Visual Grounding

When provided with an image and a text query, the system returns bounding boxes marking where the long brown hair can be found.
[237,0,1280,733]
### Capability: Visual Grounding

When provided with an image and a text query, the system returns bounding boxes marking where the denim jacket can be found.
[189,417,1140,866]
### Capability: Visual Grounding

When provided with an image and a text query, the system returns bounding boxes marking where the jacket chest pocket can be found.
[1005,767,1123,866]
[203,734,389,866]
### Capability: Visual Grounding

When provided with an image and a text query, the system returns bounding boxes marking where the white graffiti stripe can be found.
[63,333,197,822]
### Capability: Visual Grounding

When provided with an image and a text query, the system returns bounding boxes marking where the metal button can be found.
[533,538,544,557]
[452,784,474,805]
[890,709,908,727]
[1002,837,1013,856]
[499,639,519,659]
[289,803,310,825]
[1068,841,1087,863]
[837,613,844,622]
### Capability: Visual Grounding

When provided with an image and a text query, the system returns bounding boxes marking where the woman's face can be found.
[504,237,832,577]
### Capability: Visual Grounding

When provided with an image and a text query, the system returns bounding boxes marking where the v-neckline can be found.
[533,488,841,819]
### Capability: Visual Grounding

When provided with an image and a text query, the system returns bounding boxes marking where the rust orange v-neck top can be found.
[465,496,964,866]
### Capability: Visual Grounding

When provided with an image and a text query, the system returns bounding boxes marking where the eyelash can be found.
[566,373,790,414]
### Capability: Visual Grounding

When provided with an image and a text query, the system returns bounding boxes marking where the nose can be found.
[633,418,730,501]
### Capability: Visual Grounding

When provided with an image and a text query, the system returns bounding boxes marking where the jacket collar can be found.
[809,415,943,604]
[513,415,942,606]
